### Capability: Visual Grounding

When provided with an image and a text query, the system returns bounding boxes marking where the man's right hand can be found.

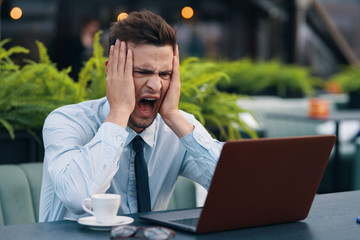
[105,40,134,129]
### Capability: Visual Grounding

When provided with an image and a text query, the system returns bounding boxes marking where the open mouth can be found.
[138,98,157,113]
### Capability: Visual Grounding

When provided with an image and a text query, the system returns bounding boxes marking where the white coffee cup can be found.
[82,193,121,224]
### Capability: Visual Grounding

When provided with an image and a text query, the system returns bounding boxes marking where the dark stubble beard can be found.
[128,114,157,133]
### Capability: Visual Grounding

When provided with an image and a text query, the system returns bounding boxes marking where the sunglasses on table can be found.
[110,225,176,240]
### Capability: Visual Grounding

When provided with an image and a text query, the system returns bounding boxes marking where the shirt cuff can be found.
[95,122,129,149]
[180,125,212,157]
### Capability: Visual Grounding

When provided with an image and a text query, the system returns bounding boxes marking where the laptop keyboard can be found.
[170,217,199,227]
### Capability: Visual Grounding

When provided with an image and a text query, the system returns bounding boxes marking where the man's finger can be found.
[172,45,180,83]
[118,41,127,73]
[111,39,121,76]
[124,49,133,80]
[107,44,114,78]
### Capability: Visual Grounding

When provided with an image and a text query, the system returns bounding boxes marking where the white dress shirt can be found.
[39,97,223,222]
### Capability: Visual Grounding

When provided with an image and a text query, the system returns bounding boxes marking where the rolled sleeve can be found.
[180,115,224,160]
[95,122,128,149]
[86,122,129,193]
[45,116,129,214]
[179,112,224,189]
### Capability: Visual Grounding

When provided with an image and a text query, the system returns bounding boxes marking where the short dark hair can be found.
[108,10,177,51]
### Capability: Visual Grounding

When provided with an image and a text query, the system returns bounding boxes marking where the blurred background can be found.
[1,0,360,195]
[1,0,359,79]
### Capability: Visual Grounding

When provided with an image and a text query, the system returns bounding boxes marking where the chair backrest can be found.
[0,163,43,225]
[0,162,196,225]
[167,176,196,210]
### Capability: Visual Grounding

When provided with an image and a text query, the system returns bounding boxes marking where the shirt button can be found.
[116,136,122,142]
[129,191,134,197]
[200,137,205,143]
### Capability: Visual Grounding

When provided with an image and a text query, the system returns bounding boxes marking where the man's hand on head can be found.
[159,45,180,121]
[159,45,194,138]
[105,40,135,129]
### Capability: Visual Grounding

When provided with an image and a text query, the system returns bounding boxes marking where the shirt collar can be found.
[102,98,156,148]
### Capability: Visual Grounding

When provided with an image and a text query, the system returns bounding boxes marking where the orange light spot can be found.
[181,6,194,19]
[10,7,22,20]
[117,12,128,21]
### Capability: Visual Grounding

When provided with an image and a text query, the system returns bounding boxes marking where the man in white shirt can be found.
[39,10,223,222]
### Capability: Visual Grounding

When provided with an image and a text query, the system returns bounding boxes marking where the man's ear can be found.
[105,59,109,74]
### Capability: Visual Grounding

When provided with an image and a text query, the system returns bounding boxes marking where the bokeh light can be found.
[10,7,22,20]
[117,12,128,21]
[181,6,194,19]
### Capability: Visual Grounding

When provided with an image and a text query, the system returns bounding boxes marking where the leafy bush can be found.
[179,58,257,139]
[78,31,107,100]
[0,33,257,140]
[0,39,83,139]
[216,58,324,98]
[327,66,360,93]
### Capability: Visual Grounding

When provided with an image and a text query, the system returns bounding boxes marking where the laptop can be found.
[140,135,336,234]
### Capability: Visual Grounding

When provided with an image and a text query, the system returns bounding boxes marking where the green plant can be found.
[179,57,258,140]
[78,31,107,99]
[0,35,258,141]
[0,39,83,139]
[328,65,360,93]
[216,58,324,98]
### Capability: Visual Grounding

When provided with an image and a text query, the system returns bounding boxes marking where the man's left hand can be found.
[159,45,194,138]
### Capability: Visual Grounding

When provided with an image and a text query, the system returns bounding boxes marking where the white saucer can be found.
[78,216,134,231]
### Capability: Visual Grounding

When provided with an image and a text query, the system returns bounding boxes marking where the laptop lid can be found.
[141,135,336,234]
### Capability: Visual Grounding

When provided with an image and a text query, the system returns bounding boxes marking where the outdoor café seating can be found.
[0,163,196,226]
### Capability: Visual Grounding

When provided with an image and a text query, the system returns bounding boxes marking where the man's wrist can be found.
[105,109,130,130]
[162,110,194,138]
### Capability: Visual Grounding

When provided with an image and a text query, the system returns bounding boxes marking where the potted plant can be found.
[327,66,360,109]
[77,31,107,100]
[0,39,85,163]
[178,57,258,140]
[215,58,324,98]
[0,39,83,140]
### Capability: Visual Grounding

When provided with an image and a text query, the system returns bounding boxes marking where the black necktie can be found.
[132,136,151,212]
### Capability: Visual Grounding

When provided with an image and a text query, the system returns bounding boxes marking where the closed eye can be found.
[159,71,172,80]
[133,70,153,77]
[133,67,172,80]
